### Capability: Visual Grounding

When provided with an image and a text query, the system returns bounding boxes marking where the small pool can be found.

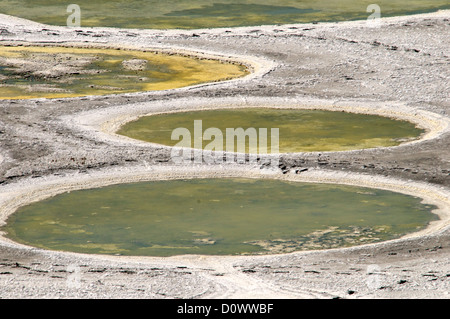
[2,178,438,257]
[117,108,424,153]
[0,46,247,99]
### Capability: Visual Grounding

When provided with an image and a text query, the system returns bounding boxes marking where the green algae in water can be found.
[0,46,247,99]
[2,178,439,257]
[1,0,449,29]
[117,108,424,153]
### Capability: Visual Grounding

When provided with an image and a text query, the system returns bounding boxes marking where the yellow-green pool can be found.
[1,0,448,29]
[2,178,438,256]
[117,108,424,153]
[0,45,248,99]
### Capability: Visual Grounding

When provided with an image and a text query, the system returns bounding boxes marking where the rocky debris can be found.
[0,52,103,81]
[121,59,148,71]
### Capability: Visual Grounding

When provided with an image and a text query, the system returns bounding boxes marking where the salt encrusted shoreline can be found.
[0,10,449,298]
[67,96,450,152]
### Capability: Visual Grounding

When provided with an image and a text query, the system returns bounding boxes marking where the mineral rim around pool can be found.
[117,108,425,153]
[0,46,248,99]
[1,178,438,257]
[2,0,449,29]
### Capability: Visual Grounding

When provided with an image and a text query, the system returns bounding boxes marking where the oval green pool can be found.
[1,0,449,29]
[2,178,438,256]
[117,108,424,153]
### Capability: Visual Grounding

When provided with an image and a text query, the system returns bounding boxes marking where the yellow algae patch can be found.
[0,45,248,100]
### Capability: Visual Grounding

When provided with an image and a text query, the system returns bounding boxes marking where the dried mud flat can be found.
[0,11,449,299]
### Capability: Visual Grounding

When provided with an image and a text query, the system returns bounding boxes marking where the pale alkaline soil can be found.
[0,12,448,298]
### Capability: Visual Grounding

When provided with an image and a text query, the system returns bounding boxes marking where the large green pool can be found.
[117,108,424,153]
[1,1,448,29]
[2,178,438,256]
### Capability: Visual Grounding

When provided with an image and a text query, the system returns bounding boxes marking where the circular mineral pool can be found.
[2,1,449,29]
[117,108,424,153]
[2,178,438,257]
[0,46,247,99]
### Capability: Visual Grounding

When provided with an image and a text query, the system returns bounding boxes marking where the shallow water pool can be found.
[0,46,247,99]
[1,0,448,29]
[117,108,424,153]
[2,178,438,256]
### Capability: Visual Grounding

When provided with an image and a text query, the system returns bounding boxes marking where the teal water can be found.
[1,1,448,29]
